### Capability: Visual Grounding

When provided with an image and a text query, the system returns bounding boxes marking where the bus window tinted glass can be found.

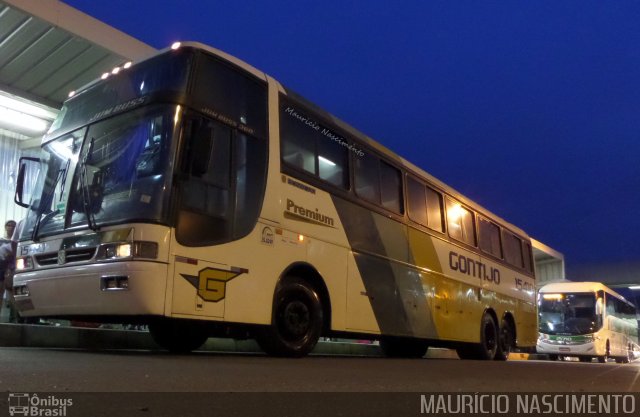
[280,102,348,188]
[522,241,533,273]
[426,187,444,232]
[193,53,268,139]
[407,176,428,226]
[177,115,268,246]
[478,217,502,258]
[317,130,348,188]
[446,199,475,246]
[48,50,193,139]
[503,230,524,268]
[280,109,315,175]
[354,153,380,203]
[380,161,403,213]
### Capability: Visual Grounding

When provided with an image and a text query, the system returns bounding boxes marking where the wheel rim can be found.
[279,299,311,341]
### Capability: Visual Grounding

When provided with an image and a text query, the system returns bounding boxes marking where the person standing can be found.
[7,219,24,322]
[0,220,16,316]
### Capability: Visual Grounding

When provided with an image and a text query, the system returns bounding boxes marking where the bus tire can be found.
[380,336,429,358]
[148,318,209,353]
[257,277,323,357]
[495,319,514,361]
[456,312,498,360]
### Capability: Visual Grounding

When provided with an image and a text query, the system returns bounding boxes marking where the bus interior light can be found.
[318,156,336,167]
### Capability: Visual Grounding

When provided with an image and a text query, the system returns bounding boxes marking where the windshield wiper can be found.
[32,165,66,242]
[80,138,99,231]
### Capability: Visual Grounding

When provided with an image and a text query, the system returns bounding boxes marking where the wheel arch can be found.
[276,262,332,334]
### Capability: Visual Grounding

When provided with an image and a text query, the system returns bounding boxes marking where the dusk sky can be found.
[64,1,640,277]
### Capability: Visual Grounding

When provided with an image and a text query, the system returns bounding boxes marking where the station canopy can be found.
[0,0,155,142]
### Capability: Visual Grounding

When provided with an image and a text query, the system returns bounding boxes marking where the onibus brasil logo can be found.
[8,393,73,416]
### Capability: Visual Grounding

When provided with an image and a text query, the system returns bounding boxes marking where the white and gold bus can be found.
[538,281,638,363]
[13,42,537,358]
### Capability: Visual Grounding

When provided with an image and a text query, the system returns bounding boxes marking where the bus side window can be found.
[407,176,428,226]
[522,241,533,273]
[502,230,524,268]
[280,102,349,189]
[380,161,403,213]
[446,198,476,246]
[425,186,444,232]
[354,153,381,203]
[478,217,502,258]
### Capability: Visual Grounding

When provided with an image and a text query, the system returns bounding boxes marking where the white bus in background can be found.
[537,281,638,363]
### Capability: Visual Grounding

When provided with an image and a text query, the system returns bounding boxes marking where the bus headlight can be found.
[16,256,33,271]
[97,241,158,261]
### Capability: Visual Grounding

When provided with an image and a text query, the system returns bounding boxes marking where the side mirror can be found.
[191,125,213,177]
[14,157,41,208]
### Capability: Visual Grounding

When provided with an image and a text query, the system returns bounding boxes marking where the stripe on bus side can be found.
[331,196,440,339]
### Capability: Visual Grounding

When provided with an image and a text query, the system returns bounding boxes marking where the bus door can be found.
[169,245,229,319]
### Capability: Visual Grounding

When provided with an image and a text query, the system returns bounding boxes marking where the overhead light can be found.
[123,62,132,69]
[318,156,336,166]
[0,92,57,135]
[0,93,57,120]
[0,107,48,133]
[171,42,182,50]
[629,285,640,290]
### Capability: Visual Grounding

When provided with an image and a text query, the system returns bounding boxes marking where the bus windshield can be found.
[22,105,176,239]
[538,292,600,335]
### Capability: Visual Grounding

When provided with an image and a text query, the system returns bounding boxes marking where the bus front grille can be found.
[35,247,97,266]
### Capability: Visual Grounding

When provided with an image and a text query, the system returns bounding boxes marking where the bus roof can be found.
[539,281,629,303]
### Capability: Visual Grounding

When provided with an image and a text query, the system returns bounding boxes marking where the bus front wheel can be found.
[257,277,323,357]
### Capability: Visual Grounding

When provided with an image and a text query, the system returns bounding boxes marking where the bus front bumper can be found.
[536,338,603,357]
[12,261,168,318]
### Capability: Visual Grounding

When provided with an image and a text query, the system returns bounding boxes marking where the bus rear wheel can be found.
[380,336,429,358]
[495,319,514,361]
[148,318,209,353]
[257,277,323,357]
[456,312,498,360]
